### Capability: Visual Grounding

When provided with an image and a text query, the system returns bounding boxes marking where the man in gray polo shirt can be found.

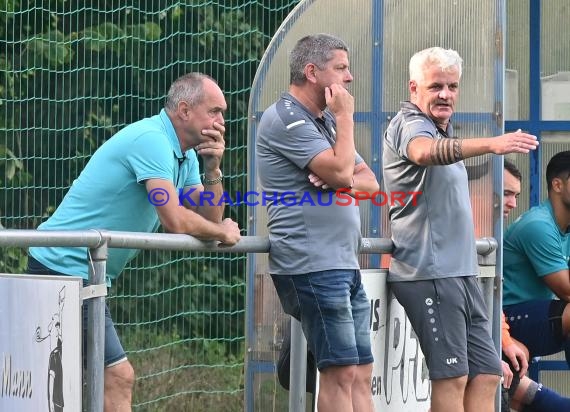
[256,33,378,411]
[382,47,538,411]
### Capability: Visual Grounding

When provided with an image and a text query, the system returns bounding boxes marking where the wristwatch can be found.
[202,171,223,185]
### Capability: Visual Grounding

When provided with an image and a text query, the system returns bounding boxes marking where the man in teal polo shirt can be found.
[27,73,241,411]
[503,151,570,362]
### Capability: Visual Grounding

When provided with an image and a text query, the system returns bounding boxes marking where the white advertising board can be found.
[362,269,431,411]
[0,273,82,411]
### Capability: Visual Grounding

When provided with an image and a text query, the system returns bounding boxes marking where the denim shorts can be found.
[27,256,127,367]
[271,269,374,370]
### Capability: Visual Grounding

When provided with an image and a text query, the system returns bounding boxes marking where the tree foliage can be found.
[0,0,299,352]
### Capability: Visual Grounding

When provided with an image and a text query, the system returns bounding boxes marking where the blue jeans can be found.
[27,256,127,367]
[271,269,373,370]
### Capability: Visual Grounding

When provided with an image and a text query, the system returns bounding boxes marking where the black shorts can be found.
[390,276,502,380]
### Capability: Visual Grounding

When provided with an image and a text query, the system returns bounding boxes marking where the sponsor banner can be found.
[0,274,82,411]
[361,269,430,411]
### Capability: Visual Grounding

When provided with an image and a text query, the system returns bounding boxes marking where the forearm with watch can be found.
[197,168,225,222]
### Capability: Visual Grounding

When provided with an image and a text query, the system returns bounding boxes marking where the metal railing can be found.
[0,230,497,411]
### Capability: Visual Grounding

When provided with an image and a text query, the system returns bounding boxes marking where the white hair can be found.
[409,47,463,84]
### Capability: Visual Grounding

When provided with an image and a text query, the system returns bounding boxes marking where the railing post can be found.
[289,317,308,412]
[476,238,500,411]
[86,241,108,412]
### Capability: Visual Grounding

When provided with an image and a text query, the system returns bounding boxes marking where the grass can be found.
[121,329,245,411]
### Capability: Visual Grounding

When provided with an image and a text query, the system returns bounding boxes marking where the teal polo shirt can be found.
[29,109,201,282]
[503,200,570,306]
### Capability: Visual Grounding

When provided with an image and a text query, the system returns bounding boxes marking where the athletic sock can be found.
[523,384,570,412]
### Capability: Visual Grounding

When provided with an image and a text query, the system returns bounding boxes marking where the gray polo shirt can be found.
[382,101,479,282]
[256,92,363,275]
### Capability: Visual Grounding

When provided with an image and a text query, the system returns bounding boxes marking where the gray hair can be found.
[164,73,216,111]
[289,34,349,85]
[409,47,463,84]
